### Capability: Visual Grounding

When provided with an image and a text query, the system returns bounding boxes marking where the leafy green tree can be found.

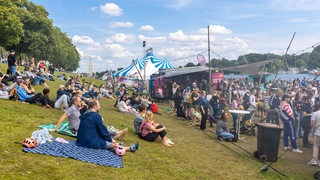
[185,62,196,67]
[0,0,24,47]
[310,46,320,69]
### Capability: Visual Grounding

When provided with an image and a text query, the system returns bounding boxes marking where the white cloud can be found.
[168,30,204,42]
[109,21,134,28]
[106,33,136,44]
[100,3,122,16]
[139,25,154,31]
[72,35,100,46]
[270,0,320,11]
[137,35,167,44]
[198,25,232,35]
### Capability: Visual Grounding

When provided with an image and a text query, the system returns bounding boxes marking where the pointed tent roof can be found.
[113,59,144,77]
[113,51,174,78]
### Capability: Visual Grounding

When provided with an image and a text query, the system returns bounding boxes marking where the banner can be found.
[197,54,206,66]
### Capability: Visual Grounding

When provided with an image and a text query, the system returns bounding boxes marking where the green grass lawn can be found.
[0,65,316,179]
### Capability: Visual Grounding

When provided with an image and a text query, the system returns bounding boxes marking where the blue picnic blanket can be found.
[23,139,123,168]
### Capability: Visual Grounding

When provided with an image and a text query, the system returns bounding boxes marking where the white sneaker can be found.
[308,159,318,166]
[292,148,303,153]
[167,139,175,145]
[284,146,292,151]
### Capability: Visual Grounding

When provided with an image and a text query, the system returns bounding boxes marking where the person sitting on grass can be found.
[117,95,136,114]
[76,100,139,153]
[16,79,43,104]
[216,112,234,141]
[187,107,201,126]
[40,88,68,110]
[140,111,174,147]
[54,97,127,140]
[0,83,10,99]
[134,105,147,135]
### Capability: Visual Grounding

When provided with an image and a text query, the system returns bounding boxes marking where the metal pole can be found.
[143,41,146,92]
[208,25,212,88]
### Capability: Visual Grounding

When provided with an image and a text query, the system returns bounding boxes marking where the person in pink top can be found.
[140,111,174,147]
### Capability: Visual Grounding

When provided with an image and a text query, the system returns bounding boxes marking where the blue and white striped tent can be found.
[113,52,174,78]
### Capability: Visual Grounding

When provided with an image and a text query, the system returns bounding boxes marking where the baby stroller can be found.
[240,106,256,136]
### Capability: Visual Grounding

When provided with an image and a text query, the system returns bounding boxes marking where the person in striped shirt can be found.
[280,94,303,153]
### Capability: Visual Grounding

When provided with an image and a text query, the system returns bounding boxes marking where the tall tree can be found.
[0,0,24,47]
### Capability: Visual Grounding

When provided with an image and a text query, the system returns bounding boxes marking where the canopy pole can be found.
[208,25,212,90]
[133,59,144,80]
[272,32,296,85]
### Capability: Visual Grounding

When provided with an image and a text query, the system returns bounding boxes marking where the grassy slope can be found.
[0,65,315,179]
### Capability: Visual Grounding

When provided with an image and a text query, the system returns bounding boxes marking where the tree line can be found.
[0,0,80,71]
[185,46,320,73]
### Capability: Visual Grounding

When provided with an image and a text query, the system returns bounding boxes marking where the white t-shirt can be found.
[311,111,320,136]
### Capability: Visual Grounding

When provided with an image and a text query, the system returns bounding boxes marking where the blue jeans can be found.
[231,113,237,129]
[282,119,297,149]
[218,132,234,140]
[296,111,303,137]
[10,66,16,75]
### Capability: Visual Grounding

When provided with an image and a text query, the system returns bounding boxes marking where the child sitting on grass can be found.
[187,107,201,126]
[216,112,234,141]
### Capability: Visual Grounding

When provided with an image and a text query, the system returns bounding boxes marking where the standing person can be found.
[7,50,17,75]
[49,63,55,75]
[308,104,320,166]
[209,91,219,120]
[301,96,313,148]
[76,100,139,153]
[280,94,303,153]
[199,90,209,130]
[293,92,304,137]
[231,93,241,129]
[182,86,192,119]
[267,89,282,124]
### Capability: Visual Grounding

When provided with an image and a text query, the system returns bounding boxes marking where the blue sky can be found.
[31,0,320,72]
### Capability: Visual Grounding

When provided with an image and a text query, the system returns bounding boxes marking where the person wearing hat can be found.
[280,94,303,153]
[7,50,17,75]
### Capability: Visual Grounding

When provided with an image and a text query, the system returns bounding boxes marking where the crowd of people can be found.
[5,50,320,162]
[161,76,320,164]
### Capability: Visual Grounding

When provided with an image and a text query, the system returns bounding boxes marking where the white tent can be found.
[113,51,174,79]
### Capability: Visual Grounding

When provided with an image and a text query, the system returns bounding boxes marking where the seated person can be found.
[76,100,139,153]
[54,97,86,133]
[140,111,174,147]
[187,107,201,126]
[56,84,72,103]
[33,72,49,87]
[216,112,234,141]
[0,83,9,99]
[54,97,127,140]
[41,88,68,110]
[16,79,43,103]
[23,77,35,95]
[117,95,136,114]
[134,105,146,135]
[23,66,36,79]
[129,94,141,109]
